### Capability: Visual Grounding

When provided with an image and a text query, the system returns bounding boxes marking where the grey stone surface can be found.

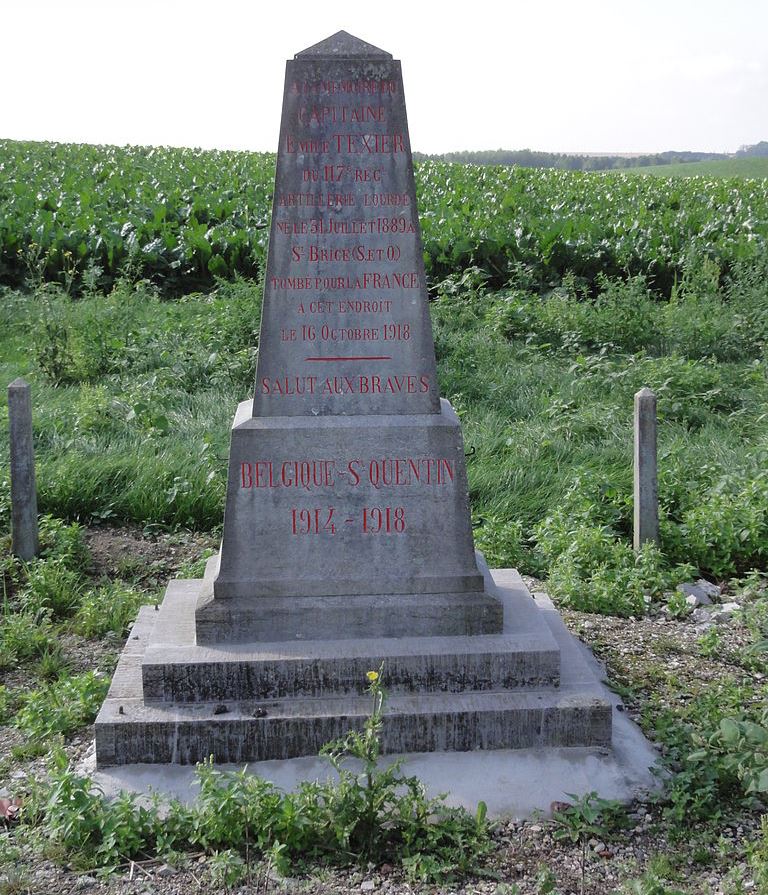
[633,387,659,549]
[200,33,499,641]
[205,398,498,642]
[695,578,721,600]
[91,578,658,817]
[296,30,391,59]
[149,566,558,701]
[678,582,713,606]
[253,37,436,418]
[95,569,612,766]
[8,378,39,560]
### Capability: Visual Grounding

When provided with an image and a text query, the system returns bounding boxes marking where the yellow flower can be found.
[366,670,379,682]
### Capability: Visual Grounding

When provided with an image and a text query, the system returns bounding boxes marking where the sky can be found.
[1,0,766,155]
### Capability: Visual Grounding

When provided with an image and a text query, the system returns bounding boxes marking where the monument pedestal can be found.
[95,564,611,766]
[196,399,503,643]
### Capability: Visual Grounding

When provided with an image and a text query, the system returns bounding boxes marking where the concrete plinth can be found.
[200,399,500,643]
[95,566,612,767]
[90,582,659,817]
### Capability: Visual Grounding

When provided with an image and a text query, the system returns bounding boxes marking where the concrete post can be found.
[633,386,659,550]
[8,378,39,559]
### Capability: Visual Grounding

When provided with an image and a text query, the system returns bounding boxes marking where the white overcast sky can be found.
[1,0,766,154]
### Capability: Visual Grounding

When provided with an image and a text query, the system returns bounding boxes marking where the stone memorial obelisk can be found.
[95,33,611,767]
[196,31,501,643]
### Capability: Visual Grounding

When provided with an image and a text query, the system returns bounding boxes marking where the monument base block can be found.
[196,557,504,643]
[94,565,613,767]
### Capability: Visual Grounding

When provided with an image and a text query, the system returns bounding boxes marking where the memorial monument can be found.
[94,32,611,766]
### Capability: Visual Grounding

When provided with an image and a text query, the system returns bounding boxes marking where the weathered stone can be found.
[203,401,499,642]
[94,32,616,770]
[712,602,740,624]
[96,570,612,765]
[633,387,658,550]
[694,578,721,600]
[692,607,713,624]
[678,582,713,607]
[8,378,39,560]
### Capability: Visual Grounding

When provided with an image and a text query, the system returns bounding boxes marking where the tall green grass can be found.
[2,251,768,611]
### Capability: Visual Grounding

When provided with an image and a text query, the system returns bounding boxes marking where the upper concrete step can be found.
[142,628,560,702]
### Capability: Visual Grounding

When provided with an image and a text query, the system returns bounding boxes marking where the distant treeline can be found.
[413,141,768,170]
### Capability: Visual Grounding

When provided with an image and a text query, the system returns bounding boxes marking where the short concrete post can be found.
[8,378,39,559]
[633,386,659,550]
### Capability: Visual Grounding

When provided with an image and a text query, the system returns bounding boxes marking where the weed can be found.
[21,674,493,884]
[33,645,68,682]
[697,627,721,657]
[665,590,691,620]
[23,560,83,618]
[14,671,110,742]
[0,607,55,669]
[749,814,768,894]
[552,791,626,895]
[73,583,147,638]
[689,711,768,796]
[622,874,686,894]
[207,849,247,890]
[535,865,559,894]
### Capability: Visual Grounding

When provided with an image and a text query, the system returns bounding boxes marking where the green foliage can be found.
[622,874,686,895]
[14,671,110,742]
[2,140,767,298]
[0,607,56,669]
[697,626,721,657]
[0,141,271,293]
[0,684,16,724]
[551,791,626,845]
[73,582,148,638]
[37,515,89,570]
[207,850,247,890]
[23,675,492,884]
[749,815,768,894]
[689,712,768,795]
[473,515,527,570]
[534,474,686,616]
[647,680,766,831]
[22,560,83,618]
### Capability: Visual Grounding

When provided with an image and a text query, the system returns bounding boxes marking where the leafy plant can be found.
[689,712,768,796]
[552,792,626,895]
[21,673,492,884]
[14,671,110,743]
[73,583,147,638]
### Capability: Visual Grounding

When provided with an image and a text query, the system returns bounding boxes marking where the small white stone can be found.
[361,881,376,892]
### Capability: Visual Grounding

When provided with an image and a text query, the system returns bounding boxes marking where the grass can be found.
[626,157,768,178]
[2,252,768,592]
[1,262,768,887]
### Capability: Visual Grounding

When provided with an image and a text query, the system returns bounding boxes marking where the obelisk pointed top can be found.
[295,30,392,59]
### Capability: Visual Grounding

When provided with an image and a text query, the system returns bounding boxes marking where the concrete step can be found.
[142,633,560,703]
[94,567,614,768]
[95,685,611,765]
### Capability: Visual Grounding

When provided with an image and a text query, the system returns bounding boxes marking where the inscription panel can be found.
[215,406,482,598]
[253,57,440,416]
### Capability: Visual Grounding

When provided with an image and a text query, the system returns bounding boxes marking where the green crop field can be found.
[2,139,767,296]
[627,156,768,178]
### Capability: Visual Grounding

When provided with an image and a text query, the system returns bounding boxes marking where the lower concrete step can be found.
[94,567,613,767]
[95,686,611,765]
